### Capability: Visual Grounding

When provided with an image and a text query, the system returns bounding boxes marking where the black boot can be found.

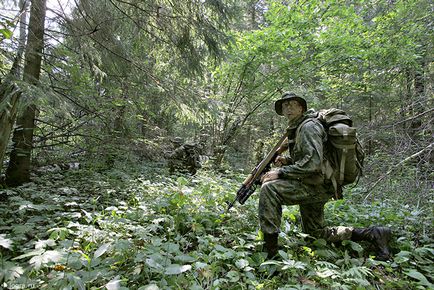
[263,233,279,259]
[351,227,392,261]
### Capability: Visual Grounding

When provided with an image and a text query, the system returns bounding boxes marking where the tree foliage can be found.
[0,0,432,287]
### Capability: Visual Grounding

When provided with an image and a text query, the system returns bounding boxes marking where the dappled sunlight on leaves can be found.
[0,164,432,289]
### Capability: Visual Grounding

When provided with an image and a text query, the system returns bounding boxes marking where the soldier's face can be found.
[282,100,304,122]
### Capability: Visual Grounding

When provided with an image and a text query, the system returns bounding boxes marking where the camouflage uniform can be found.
[259,112,353,242]
[168,143,201,175]
[261,93,391,261]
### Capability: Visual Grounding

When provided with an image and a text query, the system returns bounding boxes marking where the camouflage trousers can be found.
[259,179,353,242]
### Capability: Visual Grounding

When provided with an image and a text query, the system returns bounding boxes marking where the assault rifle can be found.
[227,128,290,211]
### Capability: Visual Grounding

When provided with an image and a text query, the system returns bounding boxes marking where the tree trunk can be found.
[0,0,29,177]
[410,65,424,134]
[248,0,258,30]
[5,0,46,186]
[367,87,373,155]
[402,68,412,131]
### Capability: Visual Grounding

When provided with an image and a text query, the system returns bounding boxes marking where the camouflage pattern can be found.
[278,112,326,180]
[168,143,201,175]
[259,111,353,242]
[300,203,353,242]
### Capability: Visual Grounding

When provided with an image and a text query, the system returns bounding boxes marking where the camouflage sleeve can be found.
[277,119,325,178]
[169,146,185,159]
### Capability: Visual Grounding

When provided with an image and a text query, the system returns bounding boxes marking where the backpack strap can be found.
[323,158,342,200]
[332,143,356,185]
[295,117,326,142]
[339,148,347,186]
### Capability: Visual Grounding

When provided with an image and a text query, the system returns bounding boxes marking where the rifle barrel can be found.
[227,128,290,210]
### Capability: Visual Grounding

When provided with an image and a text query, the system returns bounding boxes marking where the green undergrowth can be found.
[0,164,432,289]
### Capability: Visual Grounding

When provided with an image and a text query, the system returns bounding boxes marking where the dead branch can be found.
[363,142,434,201]
[383,108,434,128]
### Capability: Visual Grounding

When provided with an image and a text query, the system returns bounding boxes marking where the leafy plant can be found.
[0,162,432,289]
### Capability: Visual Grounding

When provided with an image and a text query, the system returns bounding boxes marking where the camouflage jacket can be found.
[277,110,327,181]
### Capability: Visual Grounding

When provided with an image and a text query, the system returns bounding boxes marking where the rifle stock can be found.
[227,129,290,211]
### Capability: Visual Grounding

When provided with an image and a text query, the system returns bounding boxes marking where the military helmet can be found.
[183,143,196,149]
[171,137,184,144]
[274,92,307,115]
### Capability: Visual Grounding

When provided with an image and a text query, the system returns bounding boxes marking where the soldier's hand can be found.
[274,156,291,167]
[274,155,284,167]
[261,170,280,183]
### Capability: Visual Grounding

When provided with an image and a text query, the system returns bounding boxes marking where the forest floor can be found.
[0,162,433,289]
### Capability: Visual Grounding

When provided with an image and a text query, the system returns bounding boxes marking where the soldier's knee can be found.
[260,181,274,192]
[260,182,281,207]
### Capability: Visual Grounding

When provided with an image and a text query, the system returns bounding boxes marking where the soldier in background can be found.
[168,138,201,175]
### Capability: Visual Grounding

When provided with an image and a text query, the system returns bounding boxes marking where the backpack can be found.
[311,108,365,199]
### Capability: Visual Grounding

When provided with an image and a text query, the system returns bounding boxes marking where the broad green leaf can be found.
[194,262,208,270]
[0,261,24,282]
[67,255,84,270]
[48,227,70,240]
[226,271,240,282]
[343,240,363,253]
[212,278,227,287]
[414,247,434,258]
[235,259,249,269]
[174,254,196,263]
[68,275,86,290]
[0,28,12,39]
[13,224,34,235]
[316,261,339,269]
[164,242,180,253]
[176,176,189,186]
[35,239,56,249]
[312,239,327,247]
[18,203,48,211]
[81,209,93,223]
[342,266,373,279]
[316,268,338,278]
[394,250,412,264]
[94,242,111,259]
[146,258,162,270]
[0,234,12,249]
[315,249,340,259]
[164,264,192,275]
[29,250,64,270]
[151,237,162,246]
[260,260,282,266]
[404,270,432,287]
[282,259,307,271]
[214,244,228,252]
[278,250,289,260]
[138,285,159,290]
[12,248,45,260]
[106,275,121,290]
